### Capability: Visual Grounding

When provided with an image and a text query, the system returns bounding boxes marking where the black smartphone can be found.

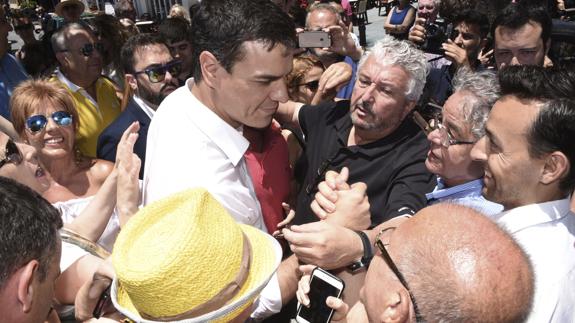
[298,31,332,48]
[93,284,112,319]
[296,267,345,323]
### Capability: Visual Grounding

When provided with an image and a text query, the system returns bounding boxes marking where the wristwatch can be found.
[347,230,374,272]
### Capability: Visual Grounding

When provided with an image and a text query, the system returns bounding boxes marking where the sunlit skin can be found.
[494,21,546,69]
[349,55,415,145]
[26,104,75,162]
[0,132,50,193]
[425,91,484,187]
[193,41,293,129]
[59,28,103,89]
[307,9,341,66]
[470,96,545,210]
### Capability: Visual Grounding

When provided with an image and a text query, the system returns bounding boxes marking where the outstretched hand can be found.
[115,122,141,226]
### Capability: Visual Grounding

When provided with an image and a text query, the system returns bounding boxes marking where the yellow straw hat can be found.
[110,188,282,322]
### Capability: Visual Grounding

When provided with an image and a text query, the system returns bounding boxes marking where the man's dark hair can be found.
[158,17,191,44]
[191,0,297,82]
[121,33,167,74]
[453,9,490,38]
[499,65,575,193]
[492,2,552,48]
[0,177,63,289]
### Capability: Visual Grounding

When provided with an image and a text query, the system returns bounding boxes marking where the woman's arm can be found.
[397,7,415,34]
[383,8,396,32]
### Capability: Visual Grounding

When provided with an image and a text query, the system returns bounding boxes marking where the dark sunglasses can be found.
[14,23,33,31]
[375,227,422,321]
[0,139,23,169]
[25,111,73,134]
[133,60,182,83]
[61,42,104,57]
[298,80,320,92]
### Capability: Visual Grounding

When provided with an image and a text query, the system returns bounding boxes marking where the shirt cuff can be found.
[250,272,283,320]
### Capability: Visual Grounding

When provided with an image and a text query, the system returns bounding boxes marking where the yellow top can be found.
[50,75,120,157]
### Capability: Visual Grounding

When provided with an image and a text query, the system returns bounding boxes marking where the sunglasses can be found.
[298,80,320,92]
[25,111,73,134]
[133,60,182,83]
[0,139,23,169]
[60,42,104,57]
[375,227,422,321]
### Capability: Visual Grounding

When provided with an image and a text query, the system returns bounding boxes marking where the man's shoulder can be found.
[300,100,350,125]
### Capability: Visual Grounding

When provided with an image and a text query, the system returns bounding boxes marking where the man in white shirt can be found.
[470,66,575,322]
[97,33,179,179]
[143,0,296,226]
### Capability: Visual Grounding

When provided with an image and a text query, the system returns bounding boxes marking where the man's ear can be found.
[541,151,569,186]
[544,38,551,56]
[380,289,412,323]
[198,50,221,89]
[55,52,68,67]
[16,260,40,313]
[125,74,138,91]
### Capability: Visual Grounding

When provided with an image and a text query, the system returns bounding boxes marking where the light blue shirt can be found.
[426,178,503,216]
[0,53,29,120]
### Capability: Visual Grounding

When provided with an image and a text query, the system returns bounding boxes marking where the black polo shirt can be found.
[294,100,436,226]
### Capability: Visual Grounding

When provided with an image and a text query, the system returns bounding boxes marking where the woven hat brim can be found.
[55,0,85,16]
[112,224,282,322]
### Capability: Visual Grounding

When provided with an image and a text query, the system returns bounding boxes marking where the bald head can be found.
[394,204,533,322]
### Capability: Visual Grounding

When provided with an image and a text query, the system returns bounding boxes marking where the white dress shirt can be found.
[142,79,266,231]
[491,198,575,322]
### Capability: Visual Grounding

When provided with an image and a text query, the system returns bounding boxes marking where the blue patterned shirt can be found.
[426,178,503,216]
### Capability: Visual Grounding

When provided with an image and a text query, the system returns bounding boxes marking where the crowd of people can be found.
[0,0,574,322]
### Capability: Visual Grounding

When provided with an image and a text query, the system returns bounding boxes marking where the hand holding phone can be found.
[296,267,345,323]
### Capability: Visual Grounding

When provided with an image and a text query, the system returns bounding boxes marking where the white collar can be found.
[132,95,155,119]
[55,69,98,107]
[185,79,249,166]
[493,198,572,234]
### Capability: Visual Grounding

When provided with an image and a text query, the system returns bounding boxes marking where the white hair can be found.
[358,35,429,102]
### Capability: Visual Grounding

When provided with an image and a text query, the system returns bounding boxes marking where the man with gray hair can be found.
[423,68,503,215]
[280,35,434,228]
[51,22,121,158]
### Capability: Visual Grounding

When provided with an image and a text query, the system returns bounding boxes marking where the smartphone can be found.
[298,31,332,48]
[296,267,345,323]
[93,284,112,319]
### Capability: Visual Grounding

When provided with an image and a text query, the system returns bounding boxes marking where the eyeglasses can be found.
[413,109,476,148]
[0,139,23,169]
[25,111,74,134]
[375,227,422,321]
[60,42,104,57]
[431,115,476,148]
[133,60,182,83]
[298,80,320,92]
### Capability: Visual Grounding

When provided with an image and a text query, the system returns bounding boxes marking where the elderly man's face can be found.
[470,96,544,210]
[350,55,414,133]
[494,21,546,69]
[61,29,103,83]
[307,9,340,63]
[425,91,483,186]
[130,43,178,108]
[417,0,437,21]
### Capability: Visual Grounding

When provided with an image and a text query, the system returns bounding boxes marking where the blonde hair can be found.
[10,79,80,136]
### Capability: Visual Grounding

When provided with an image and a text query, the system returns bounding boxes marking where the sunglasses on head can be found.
[25,111,73,134]
[0,139,23,169]
[133,60,182,83]
[298,80,320,92]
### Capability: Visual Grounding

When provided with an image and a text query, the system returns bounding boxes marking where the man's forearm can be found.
[277,254,301,304]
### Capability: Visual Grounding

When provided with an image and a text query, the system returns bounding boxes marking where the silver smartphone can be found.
[298,31,332,48]
[296,267,345,323]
